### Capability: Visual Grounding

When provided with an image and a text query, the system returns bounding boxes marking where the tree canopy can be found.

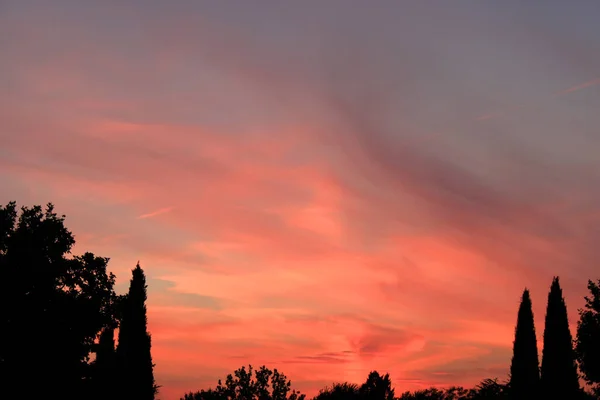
[181,365,306,400]
[0,202,117,399]
[0,201,158,399]
[575,279,600,396]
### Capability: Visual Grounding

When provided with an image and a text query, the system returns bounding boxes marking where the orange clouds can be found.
[2,2,600,399]
[146,299,514,398]
[1,106,591,397]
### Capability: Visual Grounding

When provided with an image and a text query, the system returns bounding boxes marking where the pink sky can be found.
[2,2,600,399]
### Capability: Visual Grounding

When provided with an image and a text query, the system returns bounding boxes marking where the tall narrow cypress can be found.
[540,277,580,399]
[117,262,157,400]
[509,288,540,399]
[93,327,116,399]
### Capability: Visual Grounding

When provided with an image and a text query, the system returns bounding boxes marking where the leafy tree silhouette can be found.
[117,262,158,400]
[399,387,470,399]
[359,371,394,400]
[398,379,507,399]
[181,365,306,400]
[540,276,580,399]
[508,288,539,399]
[469,378,508,399]
[182,389,227,400]
[0,202,117,399]
[398,387,447,400]
[314,372,394,400]
[575,279,600,396]
[314,382,360,400]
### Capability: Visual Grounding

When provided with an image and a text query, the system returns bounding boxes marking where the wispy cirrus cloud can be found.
[475,76,600,122]
[138,207,174,220]
[554,77,600,96]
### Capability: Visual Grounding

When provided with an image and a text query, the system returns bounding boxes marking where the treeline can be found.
[181,369,521,400]
[1,202,600,400]
[0,202,157,400]
[180,277,600,400]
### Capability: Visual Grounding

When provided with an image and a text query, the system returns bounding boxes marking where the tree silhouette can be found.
[359,371,394,400]
[117,262,158,400]
[92,326,118,399]
[182,365,306,400]
[398,379,509,400]
[398,388,448,400]
[313,373,395,400]
[540,276,580,399]
[508,288,539,399]
[398,385,475,399]
[314,382,360,400]
[182,389,226,400]
[575,279,600,396]
[5,200,600,400]
[469,378,508,399]
[0,202,117,399]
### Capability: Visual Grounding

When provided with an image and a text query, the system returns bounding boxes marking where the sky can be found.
[2,1,600,398]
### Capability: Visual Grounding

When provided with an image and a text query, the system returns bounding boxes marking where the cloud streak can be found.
[475,76,600,122]
[554,77,600,96]
[138,207,174,220]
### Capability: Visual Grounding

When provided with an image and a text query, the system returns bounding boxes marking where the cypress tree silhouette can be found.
[509,288,540,399]
[540,277,580,399]
[93,327,117,399]
[117,263,158,400]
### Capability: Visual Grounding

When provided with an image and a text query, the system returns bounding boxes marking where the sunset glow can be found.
[2,2,600,399]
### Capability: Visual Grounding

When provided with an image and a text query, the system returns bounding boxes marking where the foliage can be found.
[398,379,507,400]
[359,371,395,400]
[91,326,118,399]
[398,386,466,399]
[117,263,158,400]
[540,277,580,398]
[181,365,306,400]
[469,379,508,399]
[575,279,600,396]
[0,202,117,399]
[314,382,360,400]
[508,288,539,399]
[315,372,394,400]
